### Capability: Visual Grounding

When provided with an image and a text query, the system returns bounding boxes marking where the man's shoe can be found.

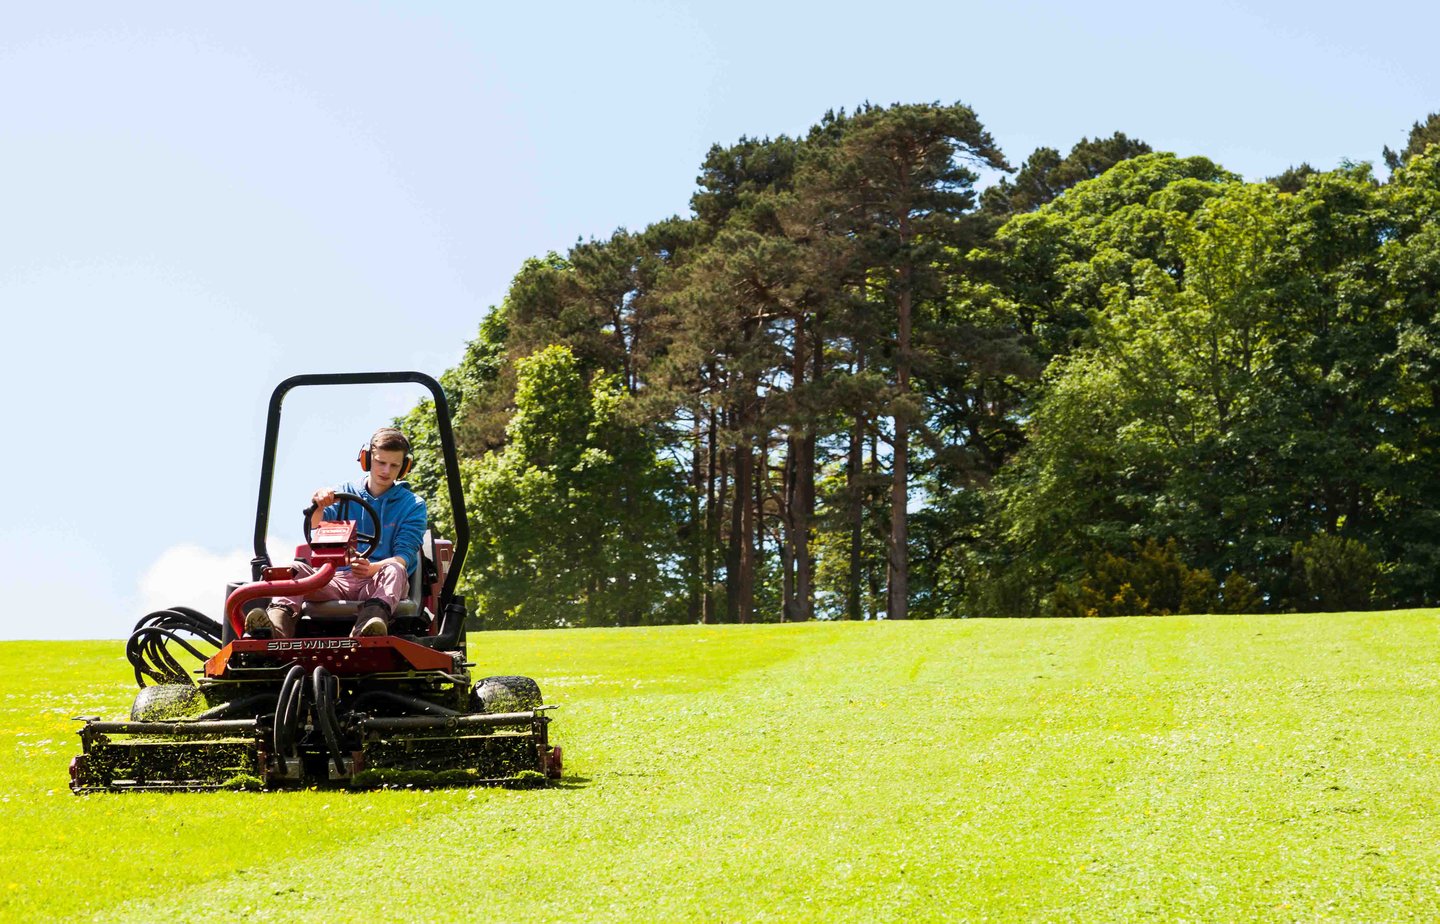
[354,615,388,637]
[243,608,274,640]
[351,599,391,638]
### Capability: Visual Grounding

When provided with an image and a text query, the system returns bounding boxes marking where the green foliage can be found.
[462,345,684,628]
[397,106,1440,624]
[989,152,1440,612]
[794,101,1013,619]
[986,152,1236,362]
[982,131,1152,214]
[692,134,799,228]
[1052,539,1218,617]
[395,303,510,536]
[1267,162,1318,193]
[1218,571,1264,614]
[1289,532,1379,612]
[811,460,890,620]
[1384,111,1440,171]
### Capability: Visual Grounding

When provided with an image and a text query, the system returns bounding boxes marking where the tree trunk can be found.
[846,344,866,622]
[720,426,737,624]
[887,232,912,620]
[703,403,719,624]
[782,314,804,623]
[798,318,822,622]
[755,437,766,573]
[887,416,910,620]
[796,432,814,622]
[733,432,754,623]
[869,430,881,621]
[688,408,704,624]
[781,441,797,622]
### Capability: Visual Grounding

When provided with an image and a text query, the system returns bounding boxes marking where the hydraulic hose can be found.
[126,607,224,687]
[311,666,346,777]
[273,664,307,772]
[224,564,336,638]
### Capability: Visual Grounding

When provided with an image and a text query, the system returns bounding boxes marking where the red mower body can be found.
[70,372,562,792]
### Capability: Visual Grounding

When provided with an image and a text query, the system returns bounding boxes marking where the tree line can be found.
[398,104,1440,627]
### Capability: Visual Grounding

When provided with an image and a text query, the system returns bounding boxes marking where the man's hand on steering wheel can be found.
[302,490,382,560]
[310,488,337,523]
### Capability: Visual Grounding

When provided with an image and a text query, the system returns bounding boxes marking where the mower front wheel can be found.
[471,675,542,713]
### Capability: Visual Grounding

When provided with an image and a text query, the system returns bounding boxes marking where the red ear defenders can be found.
[357,445,414,479]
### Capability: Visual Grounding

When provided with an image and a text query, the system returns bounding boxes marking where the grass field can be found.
[3,612,1440,921]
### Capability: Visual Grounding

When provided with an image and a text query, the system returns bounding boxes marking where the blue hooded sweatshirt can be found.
[324,479,428,573]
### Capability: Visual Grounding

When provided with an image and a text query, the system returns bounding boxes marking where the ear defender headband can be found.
[357,428,414,479]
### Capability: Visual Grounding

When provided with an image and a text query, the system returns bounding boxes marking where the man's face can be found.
[368,447,407,491]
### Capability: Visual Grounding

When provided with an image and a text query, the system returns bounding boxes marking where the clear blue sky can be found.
[3,1,1434,639]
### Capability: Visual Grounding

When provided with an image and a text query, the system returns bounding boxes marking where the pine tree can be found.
[797,102,1008,618]
[1383,112,1440,171]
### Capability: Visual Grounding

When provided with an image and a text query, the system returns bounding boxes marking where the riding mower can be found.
[70,371,561,792]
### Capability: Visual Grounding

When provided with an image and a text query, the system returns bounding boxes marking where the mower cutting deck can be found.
[70,372,562,792]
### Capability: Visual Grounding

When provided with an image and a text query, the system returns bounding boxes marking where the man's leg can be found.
[348,562,410,636]
[360,561,410,613]
[258,563,350,637]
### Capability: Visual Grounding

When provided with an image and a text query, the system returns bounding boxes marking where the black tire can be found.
[130,684,204,721]
[471,675,542,713]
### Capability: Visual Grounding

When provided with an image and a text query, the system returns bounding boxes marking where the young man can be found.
[245,427,429,639]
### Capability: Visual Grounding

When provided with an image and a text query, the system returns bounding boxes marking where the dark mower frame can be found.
[71,371,561,792]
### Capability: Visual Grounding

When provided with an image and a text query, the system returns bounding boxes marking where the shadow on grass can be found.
[554,774,592,789]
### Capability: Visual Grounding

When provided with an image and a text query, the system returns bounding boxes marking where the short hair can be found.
[370,427,411,454]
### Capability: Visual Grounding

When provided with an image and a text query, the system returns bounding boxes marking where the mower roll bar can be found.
[249,372,469,618]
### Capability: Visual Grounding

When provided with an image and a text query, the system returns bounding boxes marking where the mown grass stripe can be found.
[3,614,1439,921]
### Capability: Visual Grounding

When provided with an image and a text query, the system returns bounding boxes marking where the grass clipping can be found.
[349,768,548,790]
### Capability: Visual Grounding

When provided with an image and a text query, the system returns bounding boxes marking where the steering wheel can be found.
[303,491,383,559]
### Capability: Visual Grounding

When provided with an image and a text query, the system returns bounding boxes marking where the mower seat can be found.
[296,545,430,635]
[302,599,420,619]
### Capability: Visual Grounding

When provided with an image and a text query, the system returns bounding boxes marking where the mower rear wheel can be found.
[472,675,542,713]
[130,684,204,722]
